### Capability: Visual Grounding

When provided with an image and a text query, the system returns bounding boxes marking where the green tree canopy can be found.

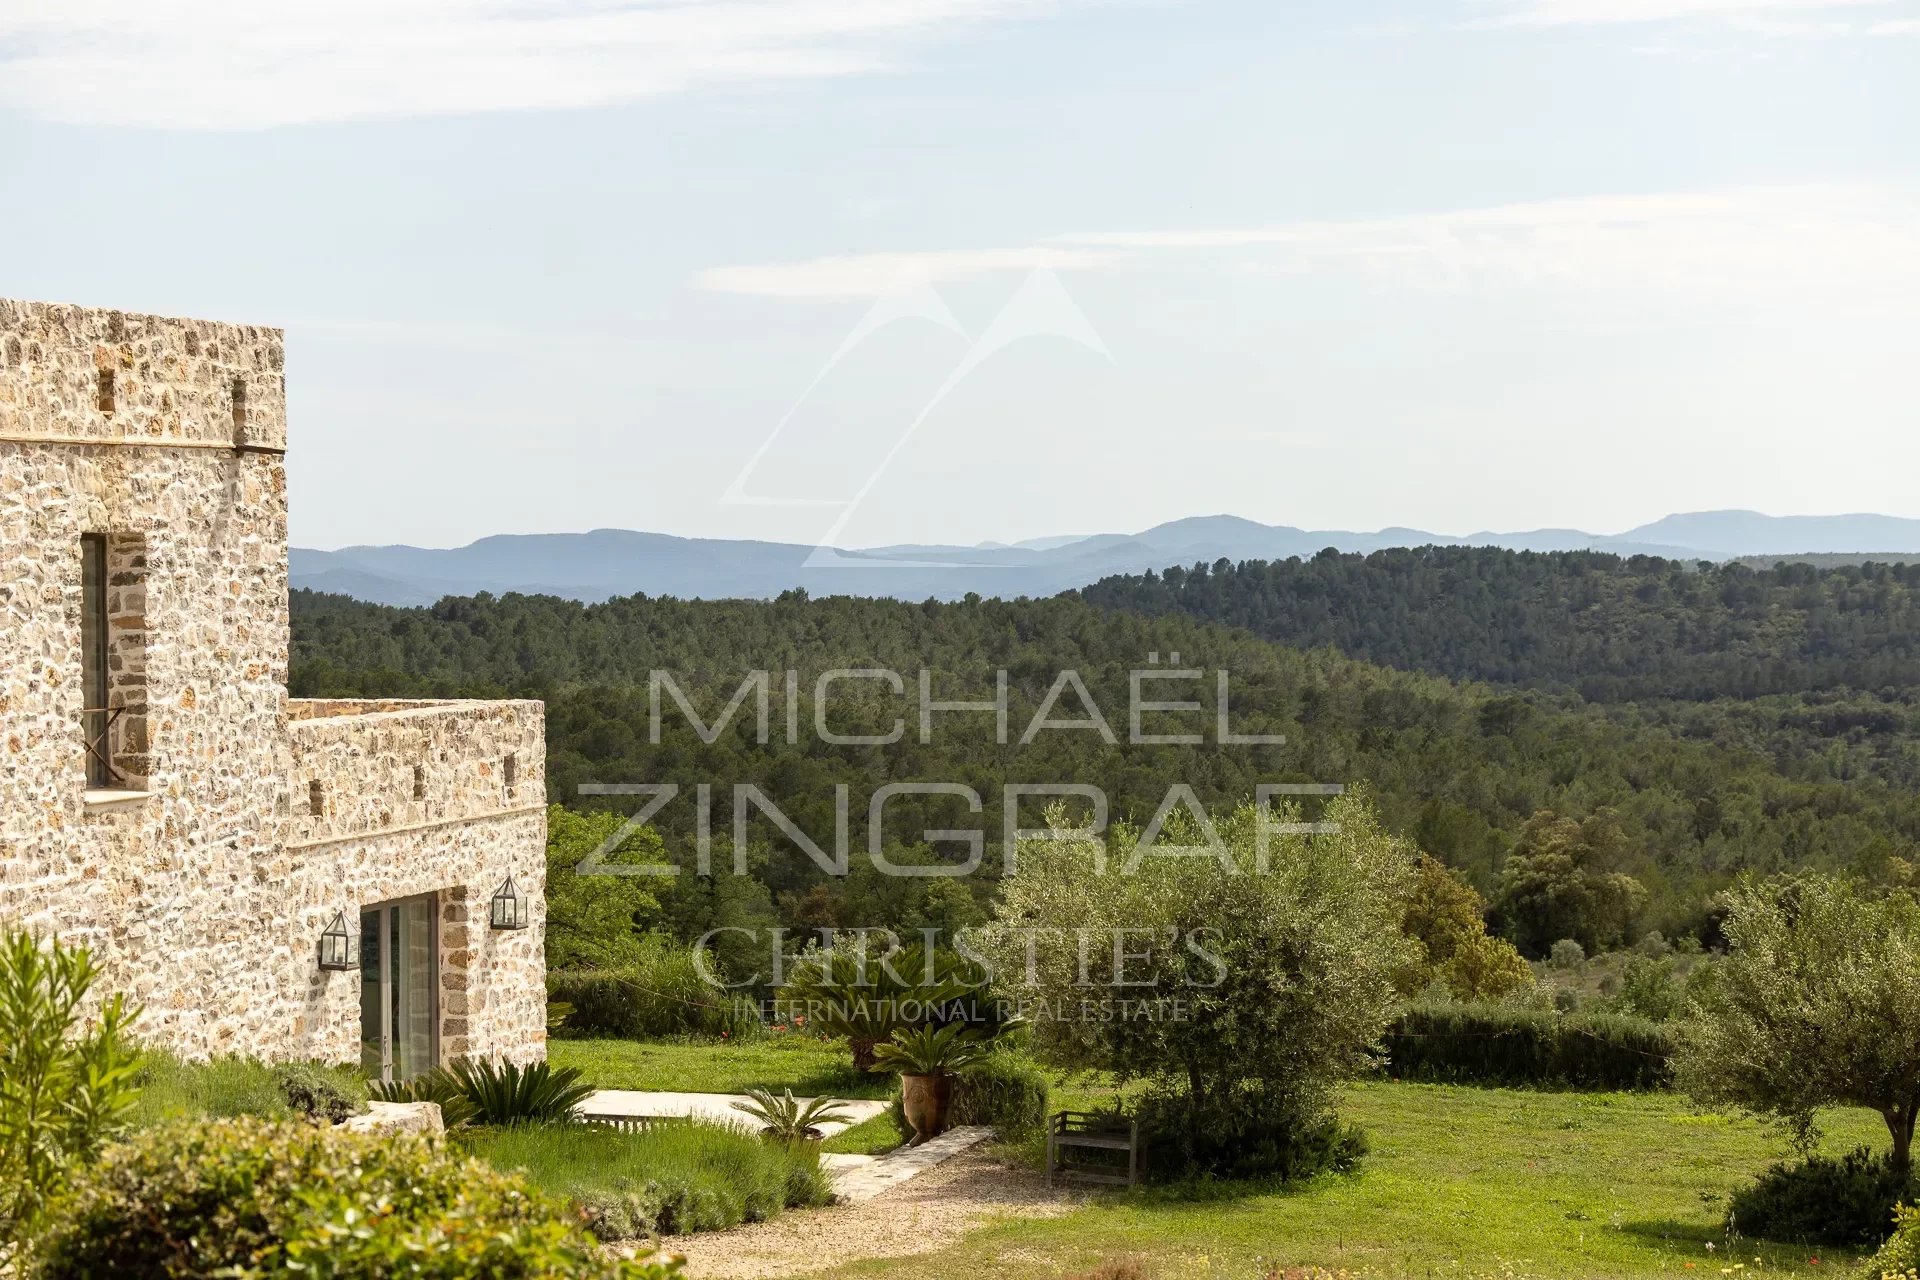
[1677,874,1920,1169]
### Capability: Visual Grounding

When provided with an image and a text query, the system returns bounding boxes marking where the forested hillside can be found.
[290,588,1920,949]
[1077,548,1920,787]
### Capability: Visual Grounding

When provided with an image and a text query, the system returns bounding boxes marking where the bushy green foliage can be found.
[1382,1002,1674,1090]
[986,792,1411,1178]
[275,1061,368,1123]
[1615,954,1682,1021]
[37,1117,681,1278]
[1678,874,1920,1168]
[1869,1202,1920,1278]
[1396,853,1534,1000]
[551,938,762,1041]
[949,1052,1051,1140]
[545,806,670,970]
[0,930,141,1270]
[1549,939,1587,969]
[375,1057,593,1128]
[1493,810,1647,956]
[1728,1147,1917,1248]
[1135,1085,1369,1183]
[467,1119,831,1240]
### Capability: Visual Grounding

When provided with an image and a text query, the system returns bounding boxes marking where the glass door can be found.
[358,896,438,1083]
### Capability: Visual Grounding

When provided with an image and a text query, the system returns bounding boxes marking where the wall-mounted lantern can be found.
[318,910,357,970]
[490,875,529,930]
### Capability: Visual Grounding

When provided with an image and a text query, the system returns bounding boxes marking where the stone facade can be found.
[0,298,546,1070]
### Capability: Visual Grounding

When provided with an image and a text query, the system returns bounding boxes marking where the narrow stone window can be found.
[231,377,248,440]
[80,535,111,786]
[412,763,426,801]
[503,753,518,794]
[79,533,148,790]
[309,780,325,817]
[96,369,115,414]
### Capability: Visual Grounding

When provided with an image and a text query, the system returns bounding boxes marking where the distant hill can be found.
[292,509,1920,606]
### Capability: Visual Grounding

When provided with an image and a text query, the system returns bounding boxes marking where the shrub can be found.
[1728,1147,1918,1249]
[36,1118,681,1279]
[1134,1085,1368,1184]
[0,930,140,1271]
[1869,1202,1920,1277]
[950,1052,1050,1140]
[467,1119,831,1239]
[273,1061,368,1123]
[1382,1001,1673,1090]
[1549,938,1587,969]
[376,1057,593,1127]
[551,940,762,1041]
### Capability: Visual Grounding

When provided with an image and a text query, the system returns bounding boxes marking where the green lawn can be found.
[552,1037,1886,1280]
[836,1082,1885,1280]
[552,1033,891,1099]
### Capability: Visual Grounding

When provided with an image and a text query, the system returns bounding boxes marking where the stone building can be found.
[0,298,546,1079]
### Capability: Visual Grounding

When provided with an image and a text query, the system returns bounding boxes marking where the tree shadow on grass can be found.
[1614,1217,1868,1268]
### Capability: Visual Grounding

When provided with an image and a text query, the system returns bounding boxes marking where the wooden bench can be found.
[578,1112,660,1134]
[1045,1110,1139,1188]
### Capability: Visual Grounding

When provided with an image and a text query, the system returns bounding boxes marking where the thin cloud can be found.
[697,246,1120,297]
[1469,0,1894,26]
[698,185,1920,299]
[0,0,1085,129]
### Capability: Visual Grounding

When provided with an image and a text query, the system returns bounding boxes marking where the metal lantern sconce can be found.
[318,910,357,970]
[490,875,529,930]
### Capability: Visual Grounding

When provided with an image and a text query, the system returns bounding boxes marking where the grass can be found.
[464,1118,832,1238]
[831,1081,1888,1280]
[824,1111,907,1155]
[551,1033,892,1099]
[124,1050,367,1129]
[556,1036,1891,1278]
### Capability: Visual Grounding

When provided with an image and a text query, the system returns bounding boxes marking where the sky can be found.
[1,0,1916,551]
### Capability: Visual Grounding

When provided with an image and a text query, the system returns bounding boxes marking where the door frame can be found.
[360,893,440,1085]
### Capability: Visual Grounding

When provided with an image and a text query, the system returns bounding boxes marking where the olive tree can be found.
[983,790,1414,1162]
[1677,874,1920,1169]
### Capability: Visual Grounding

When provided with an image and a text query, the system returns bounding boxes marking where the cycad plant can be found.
[730,1088,854,1141]
[870,1022,992,1077]
[778,940,1000,1070]
[374,1057,594,1128]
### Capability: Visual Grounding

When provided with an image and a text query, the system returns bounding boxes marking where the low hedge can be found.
[1382,1002,1673,1090]
[37,1118,679,1278]
[550,965,761,1041]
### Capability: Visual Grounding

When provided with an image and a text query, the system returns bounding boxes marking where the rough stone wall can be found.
[0,299,546,1068]
[283,700,547,1066]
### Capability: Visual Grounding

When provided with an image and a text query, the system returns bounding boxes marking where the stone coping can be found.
[286,698,544,723]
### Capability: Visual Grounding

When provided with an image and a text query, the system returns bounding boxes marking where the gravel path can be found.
[665,1148,1090,1278]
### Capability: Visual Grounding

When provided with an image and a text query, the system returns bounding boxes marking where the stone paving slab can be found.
[829,1126,992,1203]
[578,1089,889,1138]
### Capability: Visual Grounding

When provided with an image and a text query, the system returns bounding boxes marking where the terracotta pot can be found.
[900,1073,953,1146]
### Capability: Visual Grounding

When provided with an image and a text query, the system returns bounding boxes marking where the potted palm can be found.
[871,1023,990,1145]
[730,1087,855,1146]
